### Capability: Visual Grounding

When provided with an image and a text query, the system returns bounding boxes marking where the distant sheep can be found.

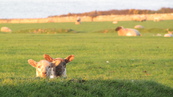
[153,17,161,22]
[134,25,144,29]
[132,15,147,22]
[164,29,173,37]
[1,27,12,32]
[75,17,81,25]
[112,21,118,24]
[115,26,141,36]
[156,33,162,36]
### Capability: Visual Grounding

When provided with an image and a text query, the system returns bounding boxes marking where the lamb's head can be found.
[115,26,123,31]
[166,29,173,34]
[44,54,75,78]
[28,59,54,78]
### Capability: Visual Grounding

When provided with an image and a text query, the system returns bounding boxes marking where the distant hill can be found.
[49,7,173,17]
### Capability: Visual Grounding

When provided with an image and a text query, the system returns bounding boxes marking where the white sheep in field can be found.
[164,29,173,37]
[112,21,118,24]
[75,17,81,25]
[134,25,144,29]
[115,26,141,36]
[1,27,12,32]
[153,17,161,22]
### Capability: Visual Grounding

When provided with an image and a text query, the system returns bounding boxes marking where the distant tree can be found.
[89,10,98,21]
[158,7,173,13]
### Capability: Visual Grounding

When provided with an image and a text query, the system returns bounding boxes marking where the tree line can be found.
[49,7,173,17]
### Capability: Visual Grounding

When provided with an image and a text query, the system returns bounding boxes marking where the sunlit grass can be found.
[1,20,173,33]
[0,21,173,96]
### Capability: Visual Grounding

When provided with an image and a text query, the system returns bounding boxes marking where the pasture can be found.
[0,21,173,97]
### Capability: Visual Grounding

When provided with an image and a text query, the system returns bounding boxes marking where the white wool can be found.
[61,68,67,77]
[126,32,133,36]
[50,75,55,79]
[164,34,173,37]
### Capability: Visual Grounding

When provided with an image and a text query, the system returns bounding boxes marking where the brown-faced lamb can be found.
[115,26,141,36]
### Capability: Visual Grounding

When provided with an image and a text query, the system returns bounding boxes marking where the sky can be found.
[0,0,173,19]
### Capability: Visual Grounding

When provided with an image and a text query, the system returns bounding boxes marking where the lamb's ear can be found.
[54,60,61,66]
[28,59,37,67]
[43,54,53,62]
[65,55,74,63]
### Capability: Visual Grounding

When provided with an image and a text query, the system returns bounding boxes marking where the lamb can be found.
[28,54,74,78]
[115,26,141,36]
[28,59,52,78]
[44,54,74,78]
[164,29,173,37]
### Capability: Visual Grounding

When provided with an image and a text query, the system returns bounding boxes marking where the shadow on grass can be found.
[0,78,172,97]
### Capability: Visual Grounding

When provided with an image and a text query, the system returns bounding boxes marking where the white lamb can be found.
[115,26,141,36]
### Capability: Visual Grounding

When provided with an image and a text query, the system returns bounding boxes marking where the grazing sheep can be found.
[75,17,81,25]
[132,15,147,22]
[164,29,173,37]
[156,33,162,36]
[112,21,118,24]
[115,26,141,36]
[153,17,161,22]
[1,27,12,32]
[134,25,144,29]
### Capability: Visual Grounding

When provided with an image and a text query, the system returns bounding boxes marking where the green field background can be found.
[0,21,173,97]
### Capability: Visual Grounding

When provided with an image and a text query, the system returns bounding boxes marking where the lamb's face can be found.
[28,59,56,78]
[46,63,56,78]
[44,54,74,78]
[53,58,67,77]
[35,60,52,78]
[45,58,67,78]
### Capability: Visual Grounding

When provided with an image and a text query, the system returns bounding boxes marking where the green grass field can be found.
[0,21,173,97]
